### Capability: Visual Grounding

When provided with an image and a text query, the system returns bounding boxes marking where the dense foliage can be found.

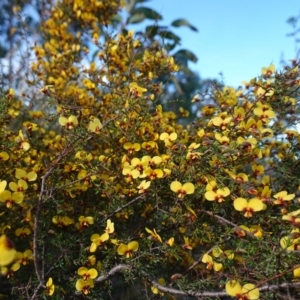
[1,1,300,299]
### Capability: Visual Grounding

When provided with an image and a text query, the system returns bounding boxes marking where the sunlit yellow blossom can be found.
[75,278,94,294]
[202,253,222,271]
[237,225,263,238]
[182,236,193,250]
[105,219,114,234]
[226,280,259,300]
[16,130,30,151]
[15,250,33,265]
[151,278,165,295]
[117,241,139,258]
[233,198,264,217]
[212,247,234,260]
[261,64,275,76]
[273,191,295,205]
[77,267,98,281]
[166,237,174,247]
[9,180,28,193]
[23,121,38,132]
[59,115,78,129]
[205,187,230,203]
[90,233,109,252]
[0,180,7,193]
[15,227,31,237]
[0,235,16,266]
[129,82,147,97]
[78,216,94,228]
[1,262,20,278]
[159,132,177,147]
[88,117,103,133]
[46,277,55,296]
[0,190,24,208]
[123,142,141,154]
[0,152,9,161]
[144,168,163,180]
[293,266,300,278]
[137,180,151,193]
[15,169,37,182]
[170,181,195,198]
[145,228,162,243]
[52,216,74,227]
[282,209,300,226]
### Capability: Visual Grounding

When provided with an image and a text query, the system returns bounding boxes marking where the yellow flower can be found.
[58,115,78,129]
[261,64,275,76]
[145,228,162,243]
[46,277,55,296]
[233,198,264,217]
[282,209,300,226]
[15,130,30,151]
[105,219,114,234]
[182,236,193,250]
[151,278,165,295]
[273,191,295,205]
[123,142,141,154]
[52,216,74,227]
[225,280,259,300]
[15,227,31,237]
[166,237,174,247]
[78,216,94,228]
[293,266,300,278]
[129,82,147,97]
[211,116,232,130]
[159,132,177,147]
[15,249,33,265]
[77,267,98,281]
[90,233,109,252]
[23,121,38,132]
[144,168,163,180]
[75,278,94,294]
[205,187,230,203]
[280,231,300,250]
[237,225,263,238]
[9,179,28,193]
[212,247,234,260]
[0,190,24,208]
[1,262,20,278]
[202,253,222,271]
[117,241,139,258]
[0,180,7,193]
[137,180,151,193]
[88,117,103,133]
[0,235,16,266]
[15,169,37,182]
[170,181,195,198]
[0,152,9,161]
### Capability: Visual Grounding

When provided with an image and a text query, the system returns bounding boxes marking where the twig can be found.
[106,194,145,220]
[31,144,77,299]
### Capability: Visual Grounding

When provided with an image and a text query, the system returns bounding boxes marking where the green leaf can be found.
[159,31,181,44]
[171,18,198,32]
[132,7,162,20]
[145,25,159,38]
[127,12,146,24]
[174,49,198,63]
[110,14,122,23]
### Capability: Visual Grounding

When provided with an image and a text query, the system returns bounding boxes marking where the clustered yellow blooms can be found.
[1,0,300,295]
[90,219,114,253]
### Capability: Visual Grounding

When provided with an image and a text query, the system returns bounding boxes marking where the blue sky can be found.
[140,1,300,87]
